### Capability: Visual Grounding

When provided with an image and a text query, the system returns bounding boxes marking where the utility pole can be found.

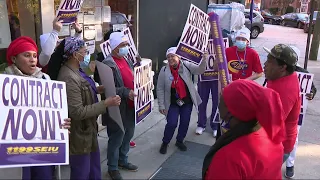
[304,0,316,69]
[309,1,320,61]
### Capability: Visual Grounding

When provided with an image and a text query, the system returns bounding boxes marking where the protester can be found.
[38,16,82,72]
[196,58,220,137]
[157,47,206,154]
[94,29,137,149]
[263,44,301,163]
[226,27,263,81]
[262,46,317,178]
[102,32,138,180]
[4,36,71,180]
[202,79,285,179]
[50,36,121,180]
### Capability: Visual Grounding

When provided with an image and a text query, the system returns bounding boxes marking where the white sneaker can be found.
[213,130,217,137]
[196,127,205,135]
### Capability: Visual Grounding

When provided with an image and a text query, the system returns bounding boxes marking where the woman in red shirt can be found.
[203,80,285,179]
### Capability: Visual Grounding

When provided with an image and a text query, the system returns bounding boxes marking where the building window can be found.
[0,0,42,71]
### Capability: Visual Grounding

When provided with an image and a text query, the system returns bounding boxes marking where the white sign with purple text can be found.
[0,75,69,168]
[297,72,314,126]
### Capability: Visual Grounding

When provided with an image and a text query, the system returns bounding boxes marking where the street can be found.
[0,24,319,179]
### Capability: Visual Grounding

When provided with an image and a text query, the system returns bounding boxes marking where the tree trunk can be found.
[309,9,320,60]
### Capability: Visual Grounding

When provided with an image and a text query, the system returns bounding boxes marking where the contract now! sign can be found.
[0,75,69,168]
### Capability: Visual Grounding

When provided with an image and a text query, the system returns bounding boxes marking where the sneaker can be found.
[213,130,217,137]
[108,170,123,180]
[175,141,187,151]
[196,127,205,135]
[285,166,295,178]
[130,141,136,148]
[159,143,168,154]
[119,163,139,172]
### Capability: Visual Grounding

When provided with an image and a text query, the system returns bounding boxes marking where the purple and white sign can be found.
[134,59,153,125]
[297,72,314,126]
[209,12,231,88]
[200,38,229,82]
[176,4,211,65]
[100,27,138,64]
[56,0,84,24]
[0,75,69,168]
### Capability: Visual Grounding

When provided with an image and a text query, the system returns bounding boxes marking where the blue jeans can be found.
[163,103,193,143]
[283,153,290,163]
[106,108,135,171]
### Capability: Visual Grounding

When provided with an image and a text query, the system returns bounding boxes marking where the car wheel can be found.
[281,20,286,26]
[251,27,260,39]
[297,22,303,29]
[268,19,273,25]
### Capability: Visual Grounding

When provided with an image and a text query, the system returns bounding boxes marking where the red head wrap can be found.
[222,79,285,144]
[6,36,38,65]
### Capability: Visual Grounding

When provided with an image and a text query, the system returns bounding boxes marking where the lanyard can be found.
[235,48,247,76]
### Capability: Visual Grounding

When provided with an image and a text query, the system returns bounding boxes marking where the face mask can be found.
[80,54,90,69]
[118,46,129,57]
[235,40,247,50]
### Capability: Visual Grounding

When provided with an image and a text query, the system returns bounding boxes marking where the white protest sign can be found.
[85,40,95,54]
[200,38,229,82]
[0,75,69,168]
[134,59,153,125]
[176,4,211,65]
[56,0,84,24]
[297,72,314,126]
[100,28,138,64]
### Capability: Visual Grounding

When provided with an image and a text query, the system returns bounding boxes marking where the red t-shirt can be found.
[226,46,263,81]
[267,72,300,154]
[206,128,283,179]
[113,56,134,108]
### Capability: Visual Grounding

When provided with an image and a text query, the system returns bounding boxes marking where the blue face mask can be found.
[235,40,247,50]
[118,46,129,57]
[80,54,90,69]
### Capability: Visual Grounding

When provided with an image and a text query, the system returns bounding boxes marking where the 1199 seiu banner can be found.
[0,74,69,168]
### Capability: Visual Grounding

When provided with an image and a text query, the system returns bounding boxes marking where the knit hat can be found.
[166,47,177,57]
[223,79,285,144]
[236,27,251,42]
[6,36,38,65]
[109,32,128,50]
[263,44,298,66]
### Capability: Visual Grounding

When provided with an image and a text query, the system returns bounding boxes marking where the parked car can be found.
[110,11,132,30]
[244,9,265,39]
[260,10,282,25]
[304,11,318,33]
[281,13,308,29]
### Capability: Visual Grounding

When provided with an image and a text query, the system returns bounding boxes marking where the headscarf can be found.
[223,79,285,144]
[6,36,38,65]
[63,37,85,59]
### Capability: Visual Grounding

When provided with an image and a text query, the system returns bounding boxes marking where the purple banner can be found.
[176,43,203,64]
[136,101,152,125]
[208,12,231,88]
[0,143,66,167]
[200,71,219,81]
[56,0,83,24]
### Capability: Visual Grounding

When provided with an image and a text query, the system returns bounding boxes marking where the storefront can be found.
[0,0,138,71]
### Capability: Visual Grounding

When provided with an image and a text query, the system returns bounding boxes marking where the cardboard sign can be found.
[176,4,211,65]
[0,75,69,168]
[134,59,153,125]
[56,0,84,24]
